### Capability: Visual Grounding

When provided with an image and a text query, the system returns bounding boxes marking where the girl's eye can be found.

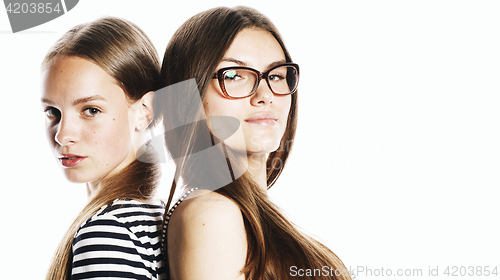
[268,74,285,82]
[82,107,101,117]
[224,71,241,81]
[44,107,61,119]
[224,70,244,82]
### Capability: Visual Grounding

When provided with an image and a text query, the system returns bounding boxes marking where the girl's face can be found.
[41,56,137,185]
[204,28,292,155]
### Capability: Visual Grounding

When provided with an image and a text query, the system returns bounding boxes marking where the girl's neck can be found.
[247,153,267,193]
[86,180,101,198]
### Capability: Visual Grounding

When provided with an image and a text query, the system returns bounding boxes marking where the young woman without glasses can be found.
[41,17,166,280]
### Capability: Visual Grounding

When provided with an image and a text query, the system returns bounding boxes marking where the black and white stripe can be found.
[72,199,167,280]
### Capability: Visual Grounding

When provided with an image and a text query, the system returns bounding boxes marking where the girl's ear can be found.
[134,91,155,131]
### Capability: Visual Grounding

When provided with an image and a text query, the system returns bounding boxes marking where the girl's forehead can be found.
[221,28,285,71]
[41,56,127,106]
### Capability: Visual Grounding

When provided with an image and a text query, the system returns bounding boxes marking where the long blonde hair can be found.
[42,17,161,280]
[157,6,351,280]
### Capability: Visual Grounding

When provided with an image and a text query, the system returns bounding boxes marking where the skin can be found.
[168,28,292,280]
[204,27,292,189]
[41,56,154,196]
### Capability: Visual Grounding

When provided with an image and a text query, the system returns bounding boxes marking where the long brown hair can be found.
[42,17,161,280]
[158,6,351,280]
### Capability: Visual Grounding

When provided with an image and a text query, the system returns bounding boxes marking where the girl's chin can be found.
[63,171,97,184]
[223,144,280,156]
[248,142,281,155]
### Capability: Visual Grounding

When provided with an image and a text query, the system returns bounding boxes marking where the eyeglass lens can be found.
[222,65,298,98]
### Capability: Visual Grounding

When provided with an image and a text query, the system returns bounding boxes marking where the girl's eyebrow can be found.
[221,57,248,66]
[41,97,53,105]
[266,60,287,70]
[220,58,287,71]
[72,95,107,106]
[40,95,107,106]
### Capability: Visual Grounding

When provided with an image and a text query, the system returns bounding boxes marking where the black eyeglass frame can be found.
[212,63,300,99]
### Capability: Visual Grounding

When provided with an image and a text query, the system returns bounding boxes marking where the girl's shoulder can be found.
[83,199,165,230]
[75,199,165,245]
[166,189,247,279]
[94,199,164,219]
[72,199,167,279]
[173,189,240,219]
[168,189,245,236]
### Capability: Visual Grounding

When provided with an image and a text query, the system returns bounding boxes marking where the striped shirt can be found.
[72,199,167,280]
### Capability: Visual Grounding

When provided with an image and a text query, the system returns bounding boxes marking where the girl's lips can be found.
[245,112,278,126]
[59,154,87,168]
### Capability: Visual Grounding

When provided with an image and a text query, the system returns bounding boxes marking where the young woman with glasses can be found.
[156,6,352,280]
[41,17,166,280]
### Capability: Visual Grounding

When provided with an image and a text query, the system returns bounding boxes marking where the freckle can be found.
[95,142,97,144]
[113,118,115,121]
[94,132,96,134]
[203,223,205,226]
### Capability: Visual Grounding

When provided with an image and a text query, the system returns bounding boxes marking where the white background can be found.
[1,1,499,279]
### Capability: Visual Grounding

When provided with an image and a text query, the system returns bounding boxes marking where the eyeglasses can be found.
[212,63,299,99]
